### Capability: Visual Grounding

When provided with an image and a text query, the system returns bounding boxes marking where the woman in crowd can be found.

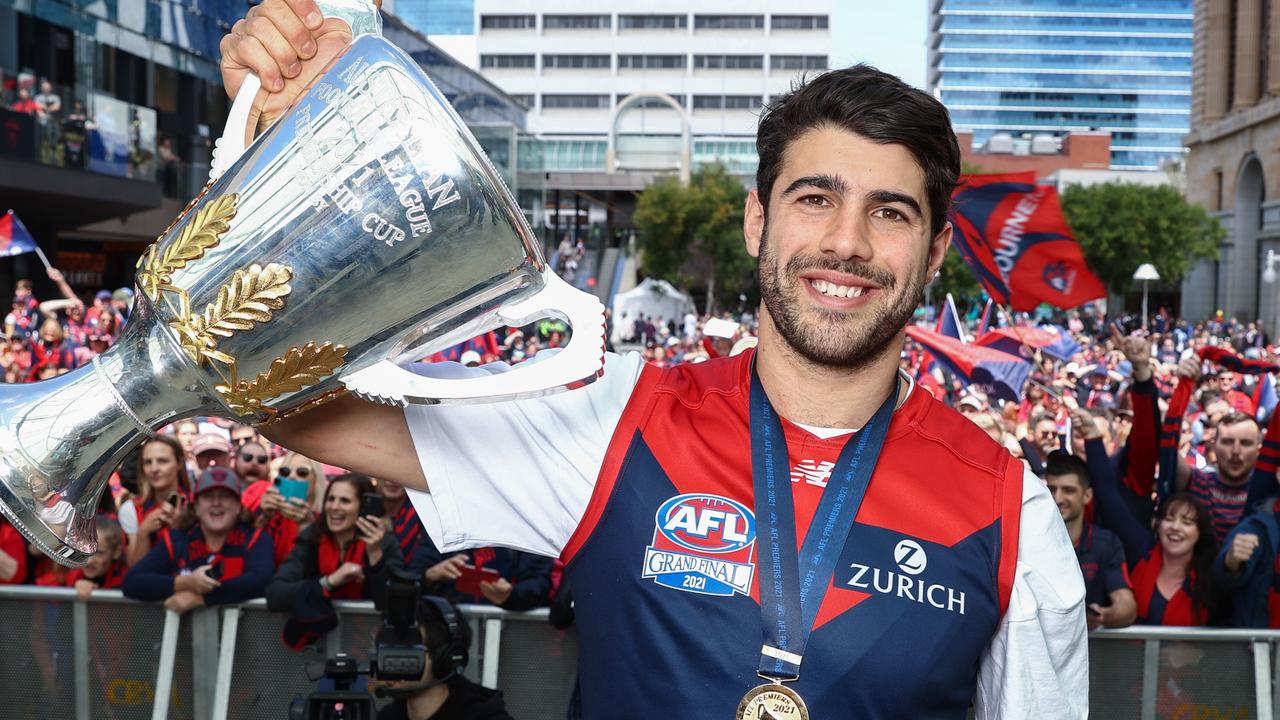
[267,473,403,648]
[27,318,78,380]
[1073,406,1224,625]
[120,435,192,567]
[123,467,274,613]
[253,450,325,565]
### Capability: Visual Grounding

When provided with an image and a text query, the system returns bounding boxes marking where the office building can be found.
[465,1,832,298]
[0,1,525,298]
[927,0,1193,171]
[394,0,476,36]
[474,0,833,178]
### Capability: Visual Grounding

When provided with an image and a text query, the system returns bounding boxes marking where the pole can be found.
[1142,280,1149,331]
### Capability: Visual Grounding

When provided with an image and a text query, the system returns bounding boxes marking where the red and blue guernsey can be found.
[403,350,1087,718]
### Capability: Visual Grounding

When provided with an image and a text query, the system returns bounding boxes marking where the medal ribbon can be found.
[750,364,898,682]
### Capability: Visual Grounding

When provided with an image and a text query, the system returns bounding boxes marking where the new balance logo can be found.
[790,459,834,488]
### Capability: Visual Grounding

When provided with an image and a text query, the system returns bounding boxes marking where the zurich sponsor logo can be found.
[894,539,927,575]
[642,493,756,597]
[847,536,967,615]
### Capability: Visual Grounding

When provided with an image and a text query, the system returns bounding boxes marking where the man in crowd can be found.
[1175,358,1263,543]
[229,423,262,449]
[192,433,233,471]
[223,3,1086,715]
[234,440,272,486]
[1044,450,1135,630]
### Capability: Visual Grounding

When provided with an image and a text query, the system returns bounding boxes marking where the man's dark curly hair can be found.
[755,65,962,238]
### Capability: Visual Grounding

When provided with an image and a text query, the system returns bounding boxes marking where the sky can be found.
[831,0,929,90]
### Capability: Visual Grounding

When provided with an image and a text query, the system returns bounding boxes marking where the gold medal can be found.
[736,683,810,720]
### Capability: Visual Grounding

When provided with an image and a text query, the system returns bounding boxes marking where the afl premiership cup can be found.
[0,0,606,566]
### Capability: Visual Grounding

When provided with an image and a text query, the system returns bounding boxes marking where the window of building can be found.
[770,55,827,70]
[543,54,611,69]
[693,15,764,30]
[770,15,828,30]
[480,15,537,30]
[543,14,611,30]
[509,94,534,109]
[619,15,687,29]
[480,54,536,69]
[618,54,687,70]
[693,94,763,109]
[542,94,611,109]
[694,55,763,70]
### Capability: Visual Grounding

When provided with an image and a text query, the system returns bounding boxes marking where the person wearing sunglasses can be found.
[252,451,326,566]
[234,441,272,486]
[229,423,261,449]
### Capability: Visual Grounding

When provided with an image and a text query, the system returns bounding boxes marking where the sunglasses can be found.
[279,466,311,479]
[240,452,268,464]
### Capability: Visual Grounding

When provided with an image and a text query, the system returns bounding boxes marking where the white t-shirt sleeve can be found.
[118,500,139,535]
[403,351,646,558]
[975,466,1089,719]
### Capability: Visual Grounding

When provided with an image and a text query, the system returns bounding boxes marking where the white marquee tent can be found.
[611,278,694,344]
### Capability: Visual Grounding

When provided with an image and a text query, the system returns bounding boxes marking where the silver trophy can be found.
[0,1,606,566]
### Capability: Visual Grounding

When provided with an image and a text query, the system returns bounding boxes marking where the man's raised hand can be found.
[1110,324,1151,382]
[219,0,383,136]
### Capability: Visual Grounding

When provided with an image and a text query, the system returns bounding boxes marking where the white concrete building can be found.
[472,0,833,176]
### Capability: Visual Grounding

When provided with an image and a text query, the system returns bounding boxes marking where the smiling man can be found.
[224,2,1085,714]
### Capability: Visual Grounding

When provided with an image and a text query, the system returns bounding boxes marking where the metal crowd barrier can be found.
[0,585,1271,719]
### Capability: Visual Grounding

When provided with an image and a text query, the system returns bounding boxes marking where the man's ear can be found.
[744,189,765,258]
[1083,486,1094,507]
[926,220,953,279]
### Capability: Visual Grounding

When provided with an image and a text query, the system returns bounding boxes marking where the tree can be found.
[632,163,754,313]
[1060,182,1223,295]
[930,247,984,305]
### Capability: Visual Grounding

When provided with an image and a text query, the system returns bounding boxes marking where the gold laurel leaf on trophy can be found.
[138,193,240,302]
[175,262,293,366]
[218,341,349,419]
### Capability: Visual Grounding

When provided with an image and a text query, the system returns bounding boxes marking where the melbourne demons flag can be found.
[906,325,1030,402]
[950,172,1105,311]
[0,211,38,258]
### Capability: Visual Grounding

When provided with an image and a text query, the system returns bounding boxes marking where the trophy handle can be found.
[209,73,261,182]
[209,0,382,182]
[341,270,608,405]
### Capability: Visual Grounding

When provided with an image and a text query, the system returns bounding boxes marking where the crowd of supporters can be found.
[6,266,1280,646]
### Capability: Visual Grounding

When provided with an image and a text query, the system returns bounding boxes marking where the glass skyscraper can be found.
[394,0,476,35]
[927,0,1192,170]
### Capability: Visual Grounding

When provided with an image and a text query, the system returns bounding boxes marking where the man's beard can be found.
[756,221,928,370]
[239,466,266,482]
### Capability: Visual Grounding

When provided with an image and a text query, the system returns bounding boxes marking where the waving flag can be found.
[976,324,1081,362]
[936,292,964,341]
[950,172,1105,311]
[1196,346,1280,375]
[0,211,39,258]
[906,325,1030,403]
[976,299,994,336]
